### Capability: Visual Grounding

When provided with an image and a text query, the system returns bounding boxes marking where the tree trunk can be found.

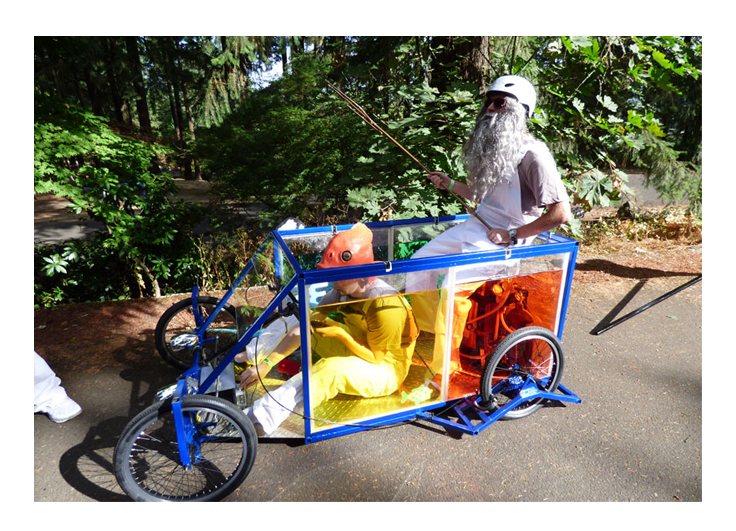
[163,40,189,178]
[134,257,161,298]
[220,36,236,111]
[430,36,492,96]
[175,44,199,180]
[126,36,152,135]
[180,62,202,180]
[166,80,181,140]
[465,36,493,95]
[84,69,105,117]
[281,37,289,73]
[103,37,133,127]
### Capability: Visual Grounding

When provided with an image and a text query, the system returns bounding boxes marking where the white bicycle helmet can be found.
[487,75,537,118]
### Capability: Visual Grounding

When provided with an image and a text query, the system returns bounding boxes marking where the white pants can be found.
[407,218,526,293]
[247,372,305,434]
[34,352,70,413]
[248,355,404,435]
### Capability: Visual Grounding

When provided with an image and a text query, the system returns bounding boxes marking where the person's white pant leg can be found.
[34,352,69,413]
[248,373,304,435]
[406,226,466,296]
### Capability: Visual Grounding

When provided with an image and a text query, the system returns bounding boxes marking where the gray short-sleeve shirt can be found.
[518,144,570,217]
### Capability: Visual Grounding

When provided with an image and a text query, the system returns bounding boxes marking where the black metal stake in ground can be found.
[594,275,702,335]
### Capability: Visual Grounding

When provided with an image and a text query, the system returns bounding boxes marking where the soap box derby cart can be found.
[112,215,581,501]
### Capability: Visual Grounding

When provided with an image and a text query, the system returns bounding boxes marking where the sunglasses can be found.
[485,94,509,110]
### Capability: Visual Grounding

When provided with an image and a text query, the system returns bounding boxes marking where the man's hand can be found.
[426,171,451,190]
[486,228,510,245]
[425,171,473,201]
[238,363,269,390]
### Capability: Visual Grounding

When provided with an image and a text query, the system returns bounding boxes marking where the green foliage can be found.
[534,36,701,214]
[328,36,701,226]
[345,81,476,221]
[34,93,202,302]
[577,169,632,208]
[189,227,259,292]
[41,252,71,276]
[195,56,376,227]
[35,239,130,307]
[34,36,702,307]
[194,35,701,236]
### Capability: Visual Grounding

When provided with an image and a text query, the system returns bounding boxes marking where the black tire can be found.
[113,395,257,502]
[479,326,564,420]
[155,296,241,370]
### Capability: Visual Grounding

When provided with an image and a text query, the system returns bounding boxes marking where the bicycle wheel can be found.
[479,326,564,420]
[113,395,257,502]
[155,296,241,370]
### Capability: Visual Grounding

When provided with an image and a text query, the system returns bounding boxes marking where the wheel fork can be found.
[171,379,199,469]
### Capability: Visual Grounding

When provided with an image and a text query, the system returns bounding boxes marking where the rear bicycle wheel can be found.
[113,395,257,501]
[479,326,564,420]
[155,296,241,370]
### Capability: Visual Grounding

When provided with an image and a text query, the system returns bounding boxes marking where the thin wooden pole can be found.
[326,81,493,232]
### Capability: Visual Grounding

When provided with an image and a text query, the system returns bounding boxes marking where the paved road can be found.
[34,276,706,510]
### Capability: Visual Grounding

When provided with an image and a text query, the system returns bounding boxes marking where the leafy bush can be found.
[345,81,480,221]
[34,93,203,303]
[536,36,701,215]
[194,56,376,228]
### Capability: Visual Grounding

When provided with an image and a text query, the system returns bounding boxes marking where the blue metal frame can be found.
[171,379,191,467]
[416,383,581,436]
[164,216,581,459]
[197,275,299,396]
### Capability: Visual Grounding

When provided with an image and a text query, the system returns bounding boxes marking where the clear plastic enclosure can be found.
[240,218,577,440]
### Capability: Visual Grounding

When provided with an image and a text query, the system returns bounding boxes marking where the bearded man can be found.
[407,75,571,373]
[418,74,571,254]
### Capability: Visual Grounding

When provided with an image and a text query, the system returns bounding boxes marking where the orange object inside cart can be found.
[447,270,564,398]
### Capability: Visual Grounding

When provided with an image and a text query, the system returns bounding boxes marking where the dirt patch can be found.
[576,241,702,285]
[34,296,178,374]
[33,285,280,373]
[574,208,701,286]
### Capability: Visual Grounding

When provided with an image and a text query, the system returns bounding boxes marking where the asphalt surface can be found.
[33,276,708,513]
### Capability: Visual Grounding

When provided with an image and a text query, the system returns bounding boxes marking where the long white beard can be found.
[463,98,529,203]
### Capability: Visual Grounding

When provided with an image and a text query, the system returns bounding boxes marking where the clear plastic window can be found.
[305,274,443,433]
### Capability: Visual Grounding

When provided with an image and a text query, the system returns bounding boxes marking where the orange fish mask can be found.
[317,223,377,284]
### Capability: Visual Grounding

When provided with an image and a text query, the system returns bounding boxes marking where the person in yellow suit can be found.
[237,223,418,435]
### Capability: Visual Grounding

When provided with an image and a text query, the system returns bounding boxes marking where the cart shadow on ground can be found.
[56,334,181,502]
[575,258,699,283]
[589,279,648,335]
[58,417,131,501]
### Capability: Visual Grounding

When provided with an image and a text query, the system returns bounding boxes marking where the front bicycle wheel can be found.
[479,326,564,420]
[113,395,257,502]
[155,296,241,370]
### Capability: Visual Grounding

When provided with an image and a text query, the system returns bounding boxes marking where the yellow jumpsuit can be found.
[247,282,418,434]
[309,293,418,405]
